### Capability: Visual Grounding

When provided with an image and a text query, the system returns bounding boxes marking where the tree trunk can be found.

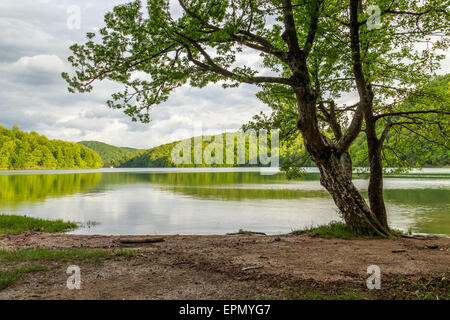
[366,129,389,231]
[348,0,390,235]
[288,48,388,236]
[340,151,353,179]
[309,147,389,236]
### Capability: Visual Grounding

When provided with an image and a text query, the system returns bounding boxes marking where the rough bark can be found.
[367,146,389,230]
[315,153,379,235]
[365,119,389,230]
[340,152,353,179]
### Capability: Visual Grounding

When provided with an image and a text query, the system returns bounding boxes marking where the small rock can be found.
[392,249,406,253]
[425,244,438,249]
[274,237,281,242]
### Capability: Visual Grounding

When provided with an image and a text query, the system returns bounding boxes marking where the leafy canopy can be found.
[63,0,449,168]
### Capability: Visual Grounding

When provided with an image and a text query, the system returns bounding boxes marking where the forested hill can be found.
[0,126,102,170]
[78,141,144,167]
[89,131,448,169]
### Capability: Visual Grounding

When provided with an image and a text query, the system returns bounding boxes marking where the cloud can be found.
[1,54,66,85]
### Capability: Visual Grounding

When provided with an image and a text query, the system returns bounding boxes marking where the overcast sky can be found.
[0,0,448,149]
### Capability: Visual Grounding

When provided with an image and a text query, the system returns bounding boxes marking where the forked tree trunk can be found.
[293,96,389,235]
[311,149,389,236]
[287,42,388,235]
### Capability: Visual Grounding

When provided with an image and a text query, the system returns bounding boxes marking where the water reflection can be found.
[0,170,448,236]
[0,173,101,207]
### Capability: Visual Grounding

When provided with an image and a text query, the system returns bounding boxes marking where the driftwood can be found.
[241,266,263,271]
[226,231,267,236]
[118,237,165,244]
[401,235,440,240]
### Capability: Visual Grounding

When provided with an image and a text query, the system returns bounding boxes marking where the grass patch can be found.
[291,222,405,240]
[0,248,136,263]
[0,214,77,235]
[252,274,449,300]
[292,222,367,239]
[392,274,450,300]
[0,265,46,290]
[279,286,367,300]
[251,284,368,300]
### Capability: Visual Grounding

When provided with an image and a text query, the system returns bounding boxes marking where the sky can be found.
[0,0,269,149]
[0,0,448,149]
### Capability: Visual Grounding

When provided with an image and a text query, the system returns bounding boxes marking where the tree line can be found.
[0,126,102,170]
[85,131,447,170]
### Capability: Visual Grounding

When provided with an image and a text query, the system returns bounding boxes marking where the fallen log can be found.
[118,237,165,244]
[226,231,266,236]
[401,235,440,240]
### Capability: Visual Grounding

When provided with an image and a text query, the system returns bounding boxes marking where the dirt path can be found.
[0,232,449,300]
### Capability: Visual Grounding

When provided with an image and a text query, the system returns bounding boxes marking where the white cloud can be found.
[1,54,66,85]
[12,54,65,73]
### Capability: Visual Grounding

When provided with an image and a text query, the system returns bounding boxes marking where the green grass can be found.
[0,265,47,290]
[279,286,367,300]
[292,222,366,239]
[249,284,368,300]
[0,248,136,263]
[291,221,405,240]
[393,274,450,300]
[251,274,450,300]
[0,214,78,235]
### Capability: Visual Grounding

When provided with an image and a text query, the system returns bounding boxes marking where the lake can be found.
[0,168,449,236]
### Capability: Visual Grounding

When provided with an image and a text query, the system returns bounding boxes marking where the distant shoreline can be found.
[1,167,450,176]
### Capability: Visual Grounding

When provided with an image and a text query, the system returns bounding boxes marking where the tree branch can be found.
[304,1,321,57]
[281,0,302,57]
[177,33,293,86]
[374,110,450,120]
[178,0,288,62]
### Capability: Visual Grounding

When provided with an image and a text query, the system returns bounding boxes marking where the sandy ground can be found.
[0,232,449,300]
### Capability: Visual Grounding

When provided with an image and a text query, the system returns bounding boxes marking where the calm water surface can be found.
[0,168,448,236]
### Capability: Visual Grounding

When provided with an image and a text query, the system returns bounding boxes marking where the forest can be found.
[81,129,448,170]
[78,141,144,167]
[0,126,102,170]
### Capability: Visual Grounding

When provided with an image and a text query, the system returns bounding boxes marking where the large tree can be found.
[63,0,449,236]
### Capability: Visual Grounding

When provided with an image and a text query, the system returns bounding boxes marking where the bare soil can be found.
[0,232,449,300]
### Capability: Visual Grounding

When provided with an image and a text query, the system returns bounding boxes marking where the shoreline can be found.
[0,232,448,300]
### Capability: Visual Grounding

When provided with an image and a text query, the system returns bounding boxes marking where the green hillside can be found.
[0,126,102,170]
[78,141,145,167]
[109,129,447,169]
[121,141,177,168]
[119,133,312,168]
